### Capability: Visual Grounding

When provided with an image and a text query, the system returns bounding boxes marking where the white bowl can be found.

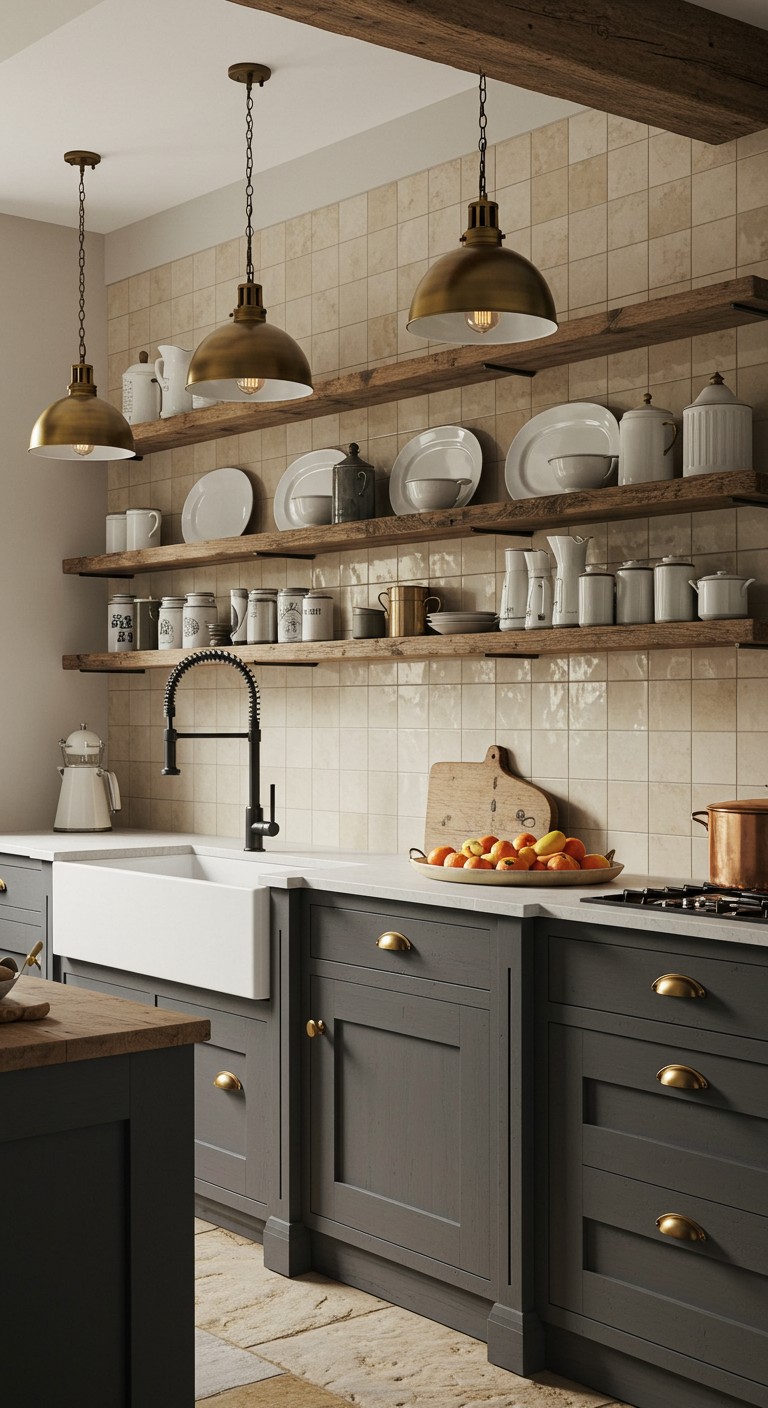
[293,494,332,525]
[548,454,614,491]
[405,477,472,511]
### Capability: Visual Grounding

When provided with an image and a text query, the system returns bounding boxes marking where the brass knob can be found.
[213,1070,242,1092]
[657,1064,708,1090]
[306,1019,326,1038]
[655,1213,706,1242]
[376,931,411,951]
[652,973,706,998]
[0,878,6,893]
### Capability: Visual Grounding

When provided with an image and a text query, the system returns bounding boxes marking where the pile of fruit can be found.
[425,830,611,872]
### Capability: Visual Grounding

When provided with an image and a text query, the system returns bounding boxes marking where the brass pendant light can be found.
[29,152,135,461]
[407,76,558,346]
[186,63,313,403]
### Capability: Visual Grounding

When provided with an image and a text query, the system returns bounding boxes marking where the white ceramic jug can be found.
[155,345,193,419]
[499,548,529,631]
[548,535,591,628]
[524,549,553,631]
[122,351,161,425]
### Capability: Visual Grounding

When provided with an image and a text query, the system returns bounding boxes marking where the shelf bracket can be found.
[255,551,316,560]
[470,527,534,537]
[734,643,768,651]
[482,363,537,377]
[730,302,768,320]
[79,571,134,578]
[729,497,768,509]
[485,652,540,659]
[82,668,146,674]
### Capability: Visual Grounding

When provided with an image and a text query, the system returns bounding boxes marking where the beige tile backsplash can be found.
[105,111,768,875]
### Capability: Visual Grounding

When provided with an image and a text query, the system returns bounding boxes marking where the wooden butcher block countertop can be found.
[0,977,210,1073]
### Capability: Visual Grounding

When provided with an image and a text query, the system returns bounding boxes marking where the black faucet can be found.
[161,649,279,852]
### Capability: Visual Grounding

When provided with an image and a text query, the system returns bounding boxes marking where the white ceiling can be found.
[0,0,474,233]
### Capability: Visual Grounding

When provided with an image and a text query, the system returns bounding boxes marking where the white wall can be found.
[0,212,108,830]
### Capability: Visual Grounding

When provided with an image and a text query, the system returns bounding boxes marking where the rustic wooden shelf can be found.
[63,470,768,579]
[62,619,768,671]
[128,277,768,456]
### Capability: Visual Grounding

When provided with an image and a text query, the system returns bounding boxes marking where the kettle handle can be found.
[104,771,121,813]
[663,421,678,456]
[691,810,709,831]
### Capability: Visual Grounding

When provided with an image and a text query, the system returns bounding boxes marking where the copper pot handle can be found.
[691,811,709,831]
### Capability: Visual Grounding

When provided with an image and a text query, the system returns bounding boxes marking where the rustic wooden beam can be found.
[229,0,768,144]
[63,471,768,578]
[131,278,768,457]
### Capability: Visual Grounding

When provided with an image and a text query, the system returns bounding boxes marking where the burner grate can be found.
[581,881,768,922]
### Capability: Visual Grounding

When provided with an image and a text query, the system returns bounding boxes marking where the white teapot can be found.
[155,345,193,419]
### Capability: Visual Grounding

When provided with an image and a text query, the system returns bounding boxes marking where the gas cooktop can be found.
[581,882,768,923]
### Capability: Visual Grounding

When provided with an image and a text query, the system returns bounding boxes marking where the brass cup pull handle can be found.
[652,973,706,999]
[0,878,6,893]
[657,1063,708,1090]
[656,1213,706,1242]
[376,931,411,951]
[213,1070,243,1092]
[306,1019,327,1038]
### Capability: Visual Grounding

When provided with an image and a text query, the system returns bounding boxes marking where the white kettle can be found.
[54,724,121,833]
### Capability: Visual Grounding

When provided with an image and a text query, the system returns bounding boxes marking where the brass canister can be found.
[692,799,768,889]
[378,585,441,638]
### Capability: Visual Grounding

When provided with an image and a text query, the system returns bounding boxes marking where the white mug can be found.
[106,513,127,554]
[126,508,161,551]
[155,345,193,419]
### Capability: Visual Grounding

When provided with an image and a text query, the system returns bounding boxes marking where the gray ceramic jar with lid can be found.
[332,443,375,523]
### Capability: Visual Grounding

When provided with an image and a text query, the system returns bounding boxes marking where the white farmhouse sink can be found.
[52,850,308,1000]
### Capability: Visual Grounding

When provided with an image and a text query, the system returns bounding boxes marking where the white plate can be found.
[181,468,254,543]
[505,403,620,500]
[428,621,499,635]
[390,426,482,516]
[274,449,346,531]
[410,856,624,885]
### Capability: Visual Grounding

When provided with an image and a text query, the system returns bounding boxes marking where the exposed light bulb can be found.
[464,309,501,335]
[72,443,95,457]
[236,377,265,396]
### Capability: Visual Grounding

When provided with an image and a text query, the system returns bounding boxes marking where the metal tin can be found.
[353,606,386,639]
[247,589,277,644]
[615,560,654,624]
[277,587,308,642]
[158,596,185,650]
[183,592,217,649]
[302,591,334,641]
[653,555,695,622]
[332,443,375,523]
[378,585,441,637]
[692,799,768,889]
[108,594,136,652]
[134,597,159,651]
[578,567,614,627]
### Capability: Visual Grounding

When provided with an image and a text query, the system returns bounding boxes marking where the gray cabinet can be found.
[0,851,51,978]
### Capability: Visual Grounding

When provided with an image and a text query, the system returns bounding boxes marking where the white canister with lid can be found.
[619,393,677,485]
[158,596,186,650]
[108,594,136,652]
[247,589,277,644]
[230,587,248,644]
[615,561,654,624]
[683,372,752,476]
[689,570,755,620]
[122,351,161,425]
[578,567,614,627]
[183,592,217,648]
[277,587,308,643]
[302,591,333,641]
[654,556,695,622]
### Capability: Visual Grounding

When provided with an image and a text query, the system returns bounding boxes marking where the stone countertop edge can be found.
[2,830,767,951]
[0,977,210,1074]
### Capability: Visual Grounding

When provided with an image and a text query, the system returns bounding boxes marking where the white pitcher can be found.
[548,535,591,628]
[499,548,529,631]
[155,345,193,419]
[524,548,553,631]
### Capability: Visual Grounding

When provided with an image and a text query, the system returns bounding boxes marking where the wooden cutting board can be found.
[424,744,558,853]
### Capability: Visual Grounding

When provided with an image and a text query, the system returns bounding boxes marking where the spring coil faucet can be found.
[161,648,279,852]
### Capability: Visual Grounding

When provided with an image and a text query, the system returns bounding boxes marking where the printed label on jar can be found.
[111,611,133,643]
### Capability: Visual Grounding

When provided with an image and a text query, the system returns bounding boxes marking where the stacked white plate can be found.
[428,611,498,636]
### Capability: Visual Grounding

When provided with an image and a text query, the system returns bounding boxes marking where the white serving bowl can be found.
[548,453,614,491]
[293,494,333,525]
[405,477,472,511]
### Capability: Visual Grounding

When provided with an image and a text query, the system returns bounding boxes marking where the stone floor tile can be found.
[196,1217,217,1233]
[197,1372,356,1406]
[196,1227,389,1349]
[256,1306,616,1408]
[196,1328,283,1401]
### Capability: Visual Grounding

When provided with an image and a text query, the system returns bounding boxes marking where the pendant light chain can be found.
[244,75,255,284]
[478,72,488,200]
[77,161,87,363]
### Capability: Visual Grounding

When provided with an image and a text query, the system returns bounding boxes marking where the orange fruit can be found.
[428,846,455,866]
[513,832,537,851]
[581,853,611,869]
[497,855,531,871]
[562,837,586,861]
[531,859,547,870]
[444,850,468,867]
[517,846,537,867]
[465,856,492,869]
[489,839,518,863]
[478,835,498,853]
[547,853,580,871]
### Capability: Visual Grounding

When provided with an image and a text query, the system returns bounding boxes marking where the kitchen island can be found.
[0,974,209,1408]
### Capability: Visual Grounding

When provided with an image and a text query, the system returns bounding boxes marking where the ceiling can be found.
[2,0,765,236]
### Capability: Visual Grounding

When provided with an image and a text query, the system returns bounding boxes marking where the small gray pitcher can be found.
[332,443,375,523]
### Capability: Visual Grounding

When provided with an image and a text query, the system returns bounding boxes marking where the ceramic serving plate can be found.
[390,426,482,515]
[181,467,254,543]
[409,855,624,885]
[274,449,346,530]
[505,403,620,499]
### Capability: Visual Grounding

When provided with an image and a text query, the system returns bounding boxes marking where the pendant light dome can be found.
[186,64,313,404]
[29,152,135,461]
[407,78,558,347]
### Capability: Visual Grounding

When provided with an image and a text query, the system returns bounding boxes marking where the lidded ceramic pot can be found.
[615,561,654,625]
[683,372,751,476]
[619,393,677,485]
[247,589,277,644]
[689,570,755,620]
[302,590,333,641]
[108,594,136,652]
[158,596,185,650]
[183,591,217,648]
[653,555,695,623]
[578,566,614,627]
[122,350,161,425]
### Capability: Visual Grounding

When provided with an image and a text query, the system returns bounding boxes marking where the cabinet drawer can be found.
[0,859,44,914]
[63,972,153,1005]
[308,899,490,989]
[548,930,768,1043]
[0,913,44,970]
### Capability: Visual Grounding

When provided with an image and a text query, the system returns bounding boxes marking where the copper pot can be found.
[692,799,768,889]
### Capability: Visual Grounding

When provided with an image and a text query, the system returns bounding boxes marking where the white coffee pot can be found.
[619,393,677,485]
[155,345,193,419]
[122,350,161,425]
[548,535,591,628]
[524,548,553,631]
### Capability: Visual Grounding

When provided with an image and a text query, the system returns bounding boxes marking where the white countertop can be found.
[3,829,768,951]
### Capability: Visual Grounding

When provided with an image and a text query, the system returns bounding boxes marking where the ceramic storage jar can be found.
[654,556,695,622]
[615,561,654,624]
[683,373,752,476]
[619,393,677,484]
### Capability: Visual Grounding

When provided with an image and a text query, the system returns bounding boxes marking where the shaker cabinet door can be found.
[307,974,490,1279]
